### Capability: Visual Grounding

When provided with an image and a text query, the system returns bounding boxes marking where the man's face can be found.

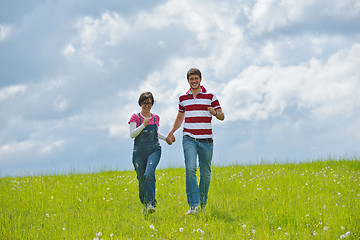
[188,74,201,90]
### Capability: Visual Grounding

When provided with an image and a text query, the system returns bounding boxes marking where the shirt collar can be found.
[186,86,207,95]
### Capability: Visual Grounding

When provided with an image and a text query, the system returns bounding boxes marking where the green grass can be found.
[1,158,359,239]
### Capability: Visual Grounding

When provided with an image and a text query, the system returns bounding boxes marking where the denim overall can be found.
[132,114,161,206]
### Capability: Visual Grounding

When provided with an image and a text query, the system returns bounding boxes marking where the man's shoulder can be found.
[179,93,192,101]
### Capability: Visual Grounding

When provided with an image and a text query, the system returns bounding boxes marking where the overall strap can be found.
[137,113,156,127]
[137,113,142,126]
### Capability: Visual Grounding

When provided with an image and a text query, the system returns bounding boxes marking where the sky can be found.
[1,0,359,177]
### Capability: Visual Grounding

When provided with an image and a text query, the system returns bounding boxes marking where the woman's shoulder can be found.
[128,113,141,123]
[152,113,160,119]
[131,112,140,117]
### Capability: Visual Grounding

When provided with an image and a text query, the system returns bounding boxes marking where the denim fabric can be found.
[132,115,161,206]
[182,135,213,208]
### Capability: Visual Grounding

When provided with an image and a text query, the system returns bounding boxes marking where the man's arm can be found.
[166,111,185,145]
[208,107,225,121]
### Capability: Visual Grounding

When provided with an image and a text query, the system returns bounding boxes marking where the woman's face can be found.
[141,98,153,113]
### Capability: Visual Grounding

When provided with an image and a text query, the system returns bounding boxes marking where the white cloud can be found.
[248,0,360,34]
[72,12,131,65]
[0,24,12,43]
[0,85,27,101]
[53,95,69,113]
[249,0,307,33]
[0,141,34,163]
[61,44,76,57]
[40,140,65,154]
[221,43,360,121]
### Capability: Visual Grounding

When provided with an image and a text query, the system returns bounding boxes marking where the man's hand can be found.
[208,107,225,120]
[208,107,217,116]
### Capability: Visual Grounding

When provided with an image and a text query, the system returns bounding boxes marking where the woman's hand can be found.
[143,117,151,126]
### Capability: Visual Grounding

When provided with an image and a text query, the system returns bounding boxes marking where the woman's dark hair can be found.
[138,92,155,106]
[187,68,202,80]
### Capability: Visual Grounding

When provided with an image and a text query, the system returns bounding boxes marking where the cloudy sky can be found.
[1,0,359,177]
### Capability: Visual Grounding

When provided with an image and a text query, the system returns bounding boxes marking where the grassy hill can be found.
[1,158,359,239]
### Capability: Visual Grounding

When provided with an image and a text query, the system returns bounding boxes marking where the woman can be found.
[128,92,166,214]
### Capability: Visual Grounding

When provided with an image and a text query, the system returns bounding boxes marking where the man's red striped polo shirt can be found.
[178,86,222,139]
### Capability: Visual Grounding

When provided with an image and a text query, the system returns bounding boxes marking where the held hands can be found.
[166,133,175,145]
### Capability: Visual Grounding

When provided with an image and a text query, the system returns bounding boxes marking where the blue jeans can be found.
[183,135,213,208]
[132,144,161,206]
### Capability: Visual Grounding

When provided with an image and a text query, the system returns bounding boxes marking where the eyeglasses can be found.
[142,102,153,106]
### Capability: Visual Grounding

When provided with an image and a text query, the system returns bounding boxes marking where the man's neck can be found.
[190,86,201,97]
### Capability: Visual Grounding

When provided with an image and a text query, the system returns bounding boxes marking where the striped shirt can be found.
[179,86,221,139]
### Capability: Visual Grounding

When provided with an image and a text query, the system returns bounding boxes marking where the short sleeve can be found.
[179,96,185,112]
[128,113,140,127]
[211,94,221,110]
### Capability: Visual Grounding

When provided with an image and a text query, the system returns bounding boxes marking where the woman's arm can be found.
[157,131,167,141]
[129,122,145,138]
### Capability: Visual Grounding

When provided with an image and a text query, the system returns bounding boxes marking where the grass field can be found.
[1,158,359,239]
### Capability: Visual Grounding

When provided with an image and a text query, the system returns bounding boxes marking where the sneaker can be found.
[147,204,156,214]
[142,206,148,215]
[186,205,200,215]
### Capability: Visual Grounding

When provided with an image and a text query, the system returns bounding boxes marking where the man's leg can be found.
[183,136,200,207]
[198,141,213,209]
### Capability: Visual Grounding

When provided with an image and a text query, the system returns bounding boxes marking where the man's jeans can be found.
[182,135,213,208]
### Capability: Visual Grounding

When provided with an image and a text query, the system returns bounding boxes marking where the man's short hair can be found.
[187,68,202,80]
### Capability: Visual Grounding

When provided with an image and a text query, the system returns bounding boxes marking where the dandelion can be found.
[179,228,184,232]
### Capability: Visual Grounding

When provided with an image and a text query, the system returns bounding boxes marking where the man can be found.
[166,68,225,214]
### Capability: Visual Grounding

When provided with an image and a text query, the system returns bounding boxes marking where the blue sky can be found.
[1,0,359,177]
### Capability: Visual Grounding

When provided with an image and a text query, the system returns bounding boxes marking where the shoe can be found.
[147,204,156,214]
[142,206,148,215]
[186,205,200,215]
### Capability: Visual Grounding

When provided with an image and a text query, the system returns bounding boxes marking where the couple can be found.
[128,68,225,215]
